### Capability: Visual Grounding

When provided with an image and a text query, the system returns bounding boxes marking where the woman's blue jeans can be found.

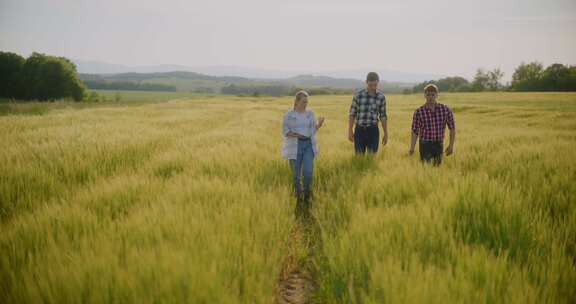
[290,138,314,197]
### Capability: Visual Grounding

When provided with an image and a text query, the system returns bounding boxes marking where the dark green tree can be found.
[412,77,470,93]
[0,51,25,98]
[560,66,576,91]
[486,68,504,91]
[472,69,490,92]
[20,52,86,101]
[541,63,576,91]
[437,76,470,92]
[511,62,544,91]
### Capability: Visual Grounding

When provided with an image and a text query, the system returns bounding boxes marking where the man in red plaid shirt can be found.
[409,84,456,165]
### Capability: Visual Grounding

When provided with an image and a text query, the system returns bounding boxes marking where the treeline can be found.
[511,63,576,91]
[221,84,290,96]
[411,68,508,93]
[412,76,474,93]
[411,62,576,93]
[0,51,85,101]
[83,80,177,91]
[221,84,351,96]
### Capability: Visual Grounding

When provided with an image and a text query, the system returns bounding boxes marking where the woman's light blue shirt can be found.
[282,110,319,160]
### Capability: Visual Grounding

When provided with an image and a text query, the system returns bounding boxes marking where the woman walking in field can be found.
[282,91,325,205]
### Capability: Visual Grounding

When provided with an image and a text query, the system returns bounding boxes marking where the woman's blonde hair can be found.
[293,90,309,110]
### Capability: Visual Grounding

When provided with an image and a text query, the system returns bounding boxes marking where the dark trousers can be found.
[354,125,379,154]
[419,140,443,166]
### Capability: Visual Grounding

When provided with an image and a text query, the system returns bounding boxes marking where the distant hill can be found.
[73,59,443,83]
[80,71,413,94]
[80,71,249,83]
[283,75,363,89]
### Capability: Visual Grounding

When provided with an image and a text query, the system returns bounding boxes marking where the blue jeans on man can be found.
[354,125,379,154]
[290,138,314,200]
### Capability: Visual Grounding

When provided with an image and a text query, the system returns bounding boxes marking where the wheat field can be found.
[1,93,575,303]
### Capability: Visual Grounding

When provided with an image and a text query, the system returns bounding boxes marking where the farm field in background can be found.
[1,92,575,303]
[91,89,198,102]
[0,90,198,116]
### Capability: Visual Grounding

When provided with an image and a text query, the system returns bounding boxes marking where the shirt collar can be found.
[361,89,380,97]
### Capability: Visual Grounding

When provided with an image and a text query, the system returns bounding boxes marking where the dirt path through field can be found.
[275,204,324,304]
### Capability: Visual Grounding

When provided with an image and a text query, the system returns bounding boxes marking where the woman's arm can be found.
[286,131,308,138]
[311,112,324,132]
[316,116,325,130]
[283,113,302,138]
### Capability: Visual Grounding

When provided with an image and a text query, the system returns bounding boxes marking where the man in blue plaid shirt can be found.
[348,72,388,154]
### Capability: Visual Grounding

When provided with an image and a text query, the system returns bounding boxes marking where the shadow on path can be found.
[275,156,377,303]
[275,202,325,304]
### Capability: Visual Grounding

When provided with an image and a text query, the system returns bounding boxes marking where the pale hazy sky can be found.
[1,0,575,79]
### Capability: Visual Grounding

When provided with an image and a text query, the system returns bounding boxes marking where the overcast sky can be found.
[1,0,575,80]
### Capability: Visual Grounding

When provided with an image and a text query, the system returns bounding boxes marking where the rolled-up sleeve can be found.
[349,95,358,119]
[447,108,455,130]
[411,111,421,135]
[379,96,387,120]
[282,113,290,136]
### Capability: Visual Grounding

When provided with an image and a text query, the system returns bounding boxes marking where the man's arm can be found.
[409,132,418,155]
[381,118,388,145]
[348,117,355,142]
[409,110,419,155]
[445,108,456,156]
[380,96,388,145]
[348,95,358,142]
[446,128,455,156]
